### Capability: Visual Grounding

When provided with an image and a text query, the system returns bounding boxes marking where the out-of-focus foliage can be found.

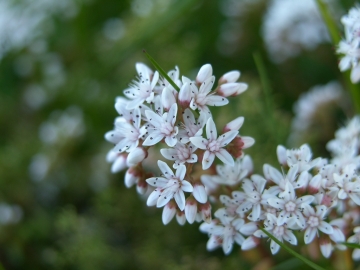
[0,0,358,269]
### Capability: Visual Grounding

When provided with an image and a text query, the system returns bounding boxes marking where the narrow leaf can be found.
[341,242,360,249]
[143,50,180,91]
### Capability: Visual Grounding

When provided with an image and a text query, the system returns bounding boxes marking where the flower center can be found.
[273,226,285,238]
[307,216,319,227]
[284,201,296,212]
[207,140,220,152]
[160,122,174,135]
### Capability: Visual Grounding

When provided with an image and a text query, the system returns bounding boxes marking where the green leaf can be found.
[260,228,326,270]
[143,50,180,91]
[341,242,360,249]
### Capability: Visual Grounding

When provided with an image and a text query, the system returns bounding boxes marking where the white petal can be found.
[318,222,334,235]
[189,137,207,149]
[196,64,213,84]
[205,118,217,140]
[181,180,193,193]
[160,148,177,160]
[150,71,159,89]
[351,65,360,83]
[223,117,244,132]
[276,145,287,166]
[241,236,258,250]
[157,160,174,178]
[251,175,266,192]
[167,103,178,125]
[296,195,314,206]
[142,130,164,146]
[267,198,285,210]
[349,193,360,205]
[147,189,161,206]
[234,232,245,246]
[202,151,215,170]
[215,149,234,166]
[199,75,215,95]
[110,155,127,173]
[146,177,168,187]
[239,222,258,235]
[270,240,280,254]
[283,230,297,245]
[320,240,332,258]
[176,212,186,225]
[241,136,255,148]
[157,190,173,208]
[304,227,317,244]
[193,184,207,203]
[206,95,229,106]
[222,235,234,255]
[145,109,163,126]
[218,130,238,146]
[165,135,178,147]
[174,191,186,211]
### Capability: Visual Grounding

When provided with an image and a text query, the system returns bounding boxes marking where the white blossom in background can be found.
[289,82,346,145]
[338,6,360,83]
[262,0,330,63]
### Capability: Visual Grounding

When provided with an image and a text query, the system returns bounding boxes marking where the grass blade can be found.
[143,50,180,91]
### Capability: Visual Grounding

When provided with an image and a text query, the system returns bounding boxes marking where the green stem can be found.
[260,228,326,270]
[253,52,280,145]
[143,50,180,91]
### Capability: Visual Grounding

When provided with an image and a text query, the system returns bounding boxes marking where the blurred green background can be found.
[0,0,358,269]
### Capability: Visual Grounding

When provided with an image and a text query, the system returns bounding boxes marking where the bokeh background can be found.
[0,0,358,269]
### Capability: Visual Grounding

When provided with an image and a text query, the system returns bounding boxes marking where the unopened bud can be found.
[161,87,176,111]
[219,70,240,84]
[309,174,322,194]
[196,64,212,85]
[199,201,212,223]
[223,117,244,133]
[125,167,141,188]
[162,201,177,225]
[176,211,186,225]
[178,82,192,108]
[319,237,332,258]
[276,145,287,167]
[126,147,147,167]
[185,197,197,224]
[217,83,248,97]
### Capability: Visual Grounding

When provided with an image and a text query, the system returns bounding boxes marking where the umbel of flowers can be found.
[105,62,254,225]
[105,62,360,261]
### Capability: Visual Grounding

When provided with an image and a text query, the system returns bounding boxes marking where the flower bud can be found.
[161,86,176,111]
[136,178,148,195]
[217,83,248,97]
[219,70,240,84]
[199,201,212,223]
[276,145,287,167]
[319,237,332,258]
[178,82,192,108]
[308,174,322,194]
[124,167,140,188]
[162,201,177,225]
[185,197,197,224]
[196,64,212,85]
[126,147,147,167]
[176,211,186,225]
[223,117,244,133]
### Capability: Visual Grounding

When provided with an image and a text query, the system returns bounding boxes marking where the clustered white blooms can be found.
[200,117,360,257]
[338,5,360,83]
[105,62,254,226]
[104,61,360,260]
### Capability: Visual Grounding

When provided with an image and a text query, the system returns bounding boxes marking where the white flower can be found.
[236,175,269,221]
[123,63,159,109]
[332,164,360,205]
[190,117,238,170]
[143,103,179,147]
[189,75,229,117]
[146,161,193,210]
[254,213,298,254]
[201,157,249,191]
[200,208,245,255]
[302,204,333,244]
[177,108,206,144]
[268,181,314,228]
[160,143,197,169]
[104,107,146,153]
[286,144,320,172]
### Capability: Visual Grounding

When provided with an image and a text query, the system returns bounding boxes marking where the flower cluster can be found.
[105,62,253,225]
[200,117,360,258]
[338,5,360,83]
